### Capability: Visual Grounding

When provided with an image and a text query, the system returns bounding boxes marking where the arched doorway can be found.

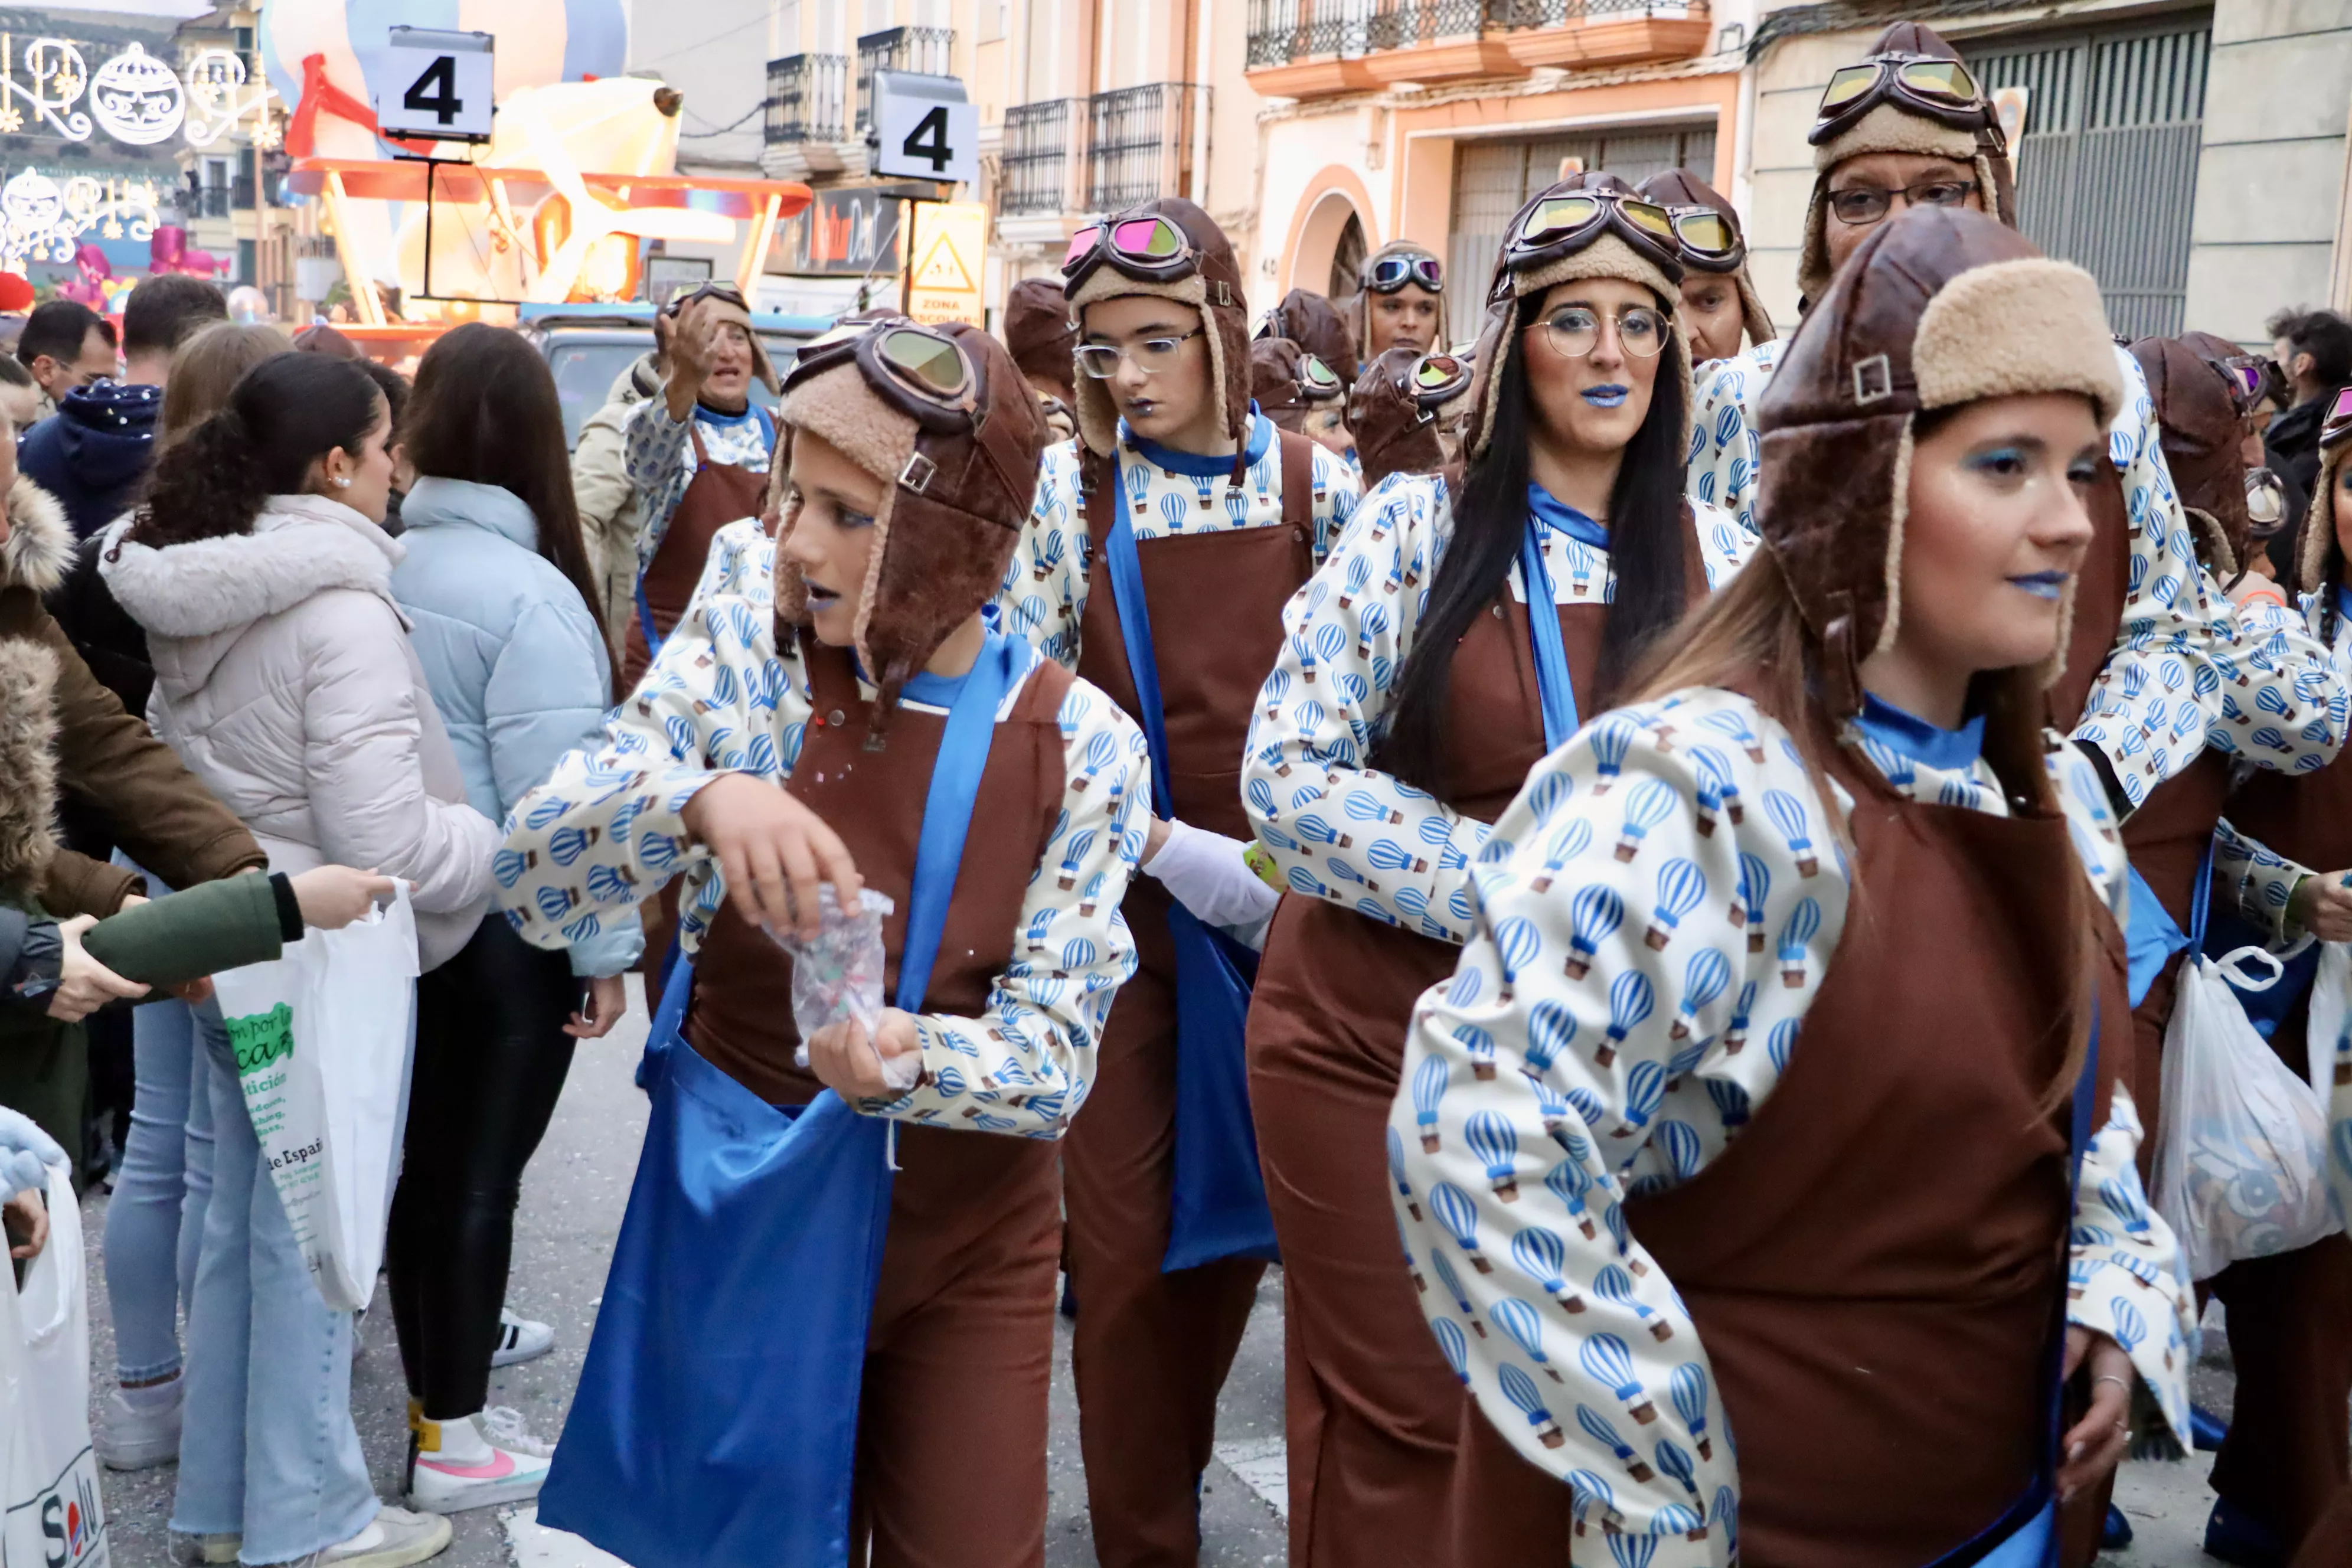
[1327,212,1366,299]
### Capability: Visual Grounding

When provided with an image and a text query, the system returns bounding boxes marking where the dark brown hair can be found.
[133,354,383,547]
[403,322,611,669]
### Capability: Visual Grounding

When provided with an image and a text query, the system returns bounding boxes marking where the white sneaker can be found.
[97,1376,183,1469]
[303,1505,451,1566]
[407,1407,554,1515]
[489,1307,554,1367]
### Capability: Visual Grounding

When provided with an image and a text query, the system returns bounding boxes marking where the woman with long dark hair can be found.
[103,350,497,1568]
[1395,207,2190,1563]
[379,322,636,1512]
[1239,174,1746,1567]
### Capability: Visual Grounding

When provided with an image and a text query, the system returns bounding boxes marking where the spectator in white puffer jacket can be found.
[100,351,492,1568]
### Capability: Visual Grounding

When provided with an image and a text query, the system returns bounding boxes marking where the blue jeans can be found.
[170,1001,378,1564]
[102,994,215,1384]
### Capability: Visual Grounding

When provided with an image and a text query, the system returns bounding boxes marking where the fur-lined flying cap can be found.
[1064,197,1251,467]
[2131,335,2253,579]
[1796,22,2016,306]
[2297,388,2352,597]
[1004,277,1077,404]
[1264,288,1360,385]
[1349,344,1472,489]
[1635,166,1776,351]
[1251,337,1345,432]
[1348,240,1449,366]
[1464,172,1691,466]
[775,316,1048,746]
[1755,205,2121,719]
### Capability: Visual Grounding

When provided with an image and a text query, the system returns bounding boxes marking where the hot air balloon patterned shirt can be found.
[496,519,1149,1141]
[1245,473,1752,943]
[1688,342,2344,808]
[1391,684,2194,1559]
[2211,592,2352,939]
[622,398,776,571]
[995,412,1361,668]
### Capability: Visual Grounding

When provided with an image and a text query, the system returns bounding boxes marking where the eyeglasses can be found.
[1063,215,1195,292]
[1660,205,1743,270]
[1813,54,1995,145]
[1502,190,1682,283]
[783,316,979,426]
[1536,305,1668,360]
[1074,325,1205,379]
[1825,178,1976,226]
[1365,254,1443,295]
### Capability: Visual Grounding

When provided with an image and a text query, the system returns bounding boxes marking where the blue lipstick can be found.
[2008,570,2067,600]
[1582,384,1629,409]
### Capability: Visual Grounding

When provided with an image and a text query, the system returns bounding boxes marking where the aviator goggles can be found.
[1061,214,1227,302]
[1364,253,1444,295]
[1499,190,1683,292]
[2321,385,2352,453]
[1812,53,2001,146]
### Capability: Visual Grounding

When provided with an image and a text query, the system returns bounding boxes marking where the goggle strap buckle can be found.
[900,452,938,493]
[1853,354,1894,406]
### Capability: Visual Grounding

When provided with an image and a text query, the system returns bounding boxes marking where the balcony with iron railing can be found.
[1087,83,1209,215]
[1246,0,1709,97]
[1000,98,1079,218]
[855,25,953,132]
[763,51,851,178]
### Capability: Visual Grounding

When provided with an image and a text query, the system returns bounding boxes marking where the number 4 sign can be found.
[871,71,978,187]
[371,27,495,143]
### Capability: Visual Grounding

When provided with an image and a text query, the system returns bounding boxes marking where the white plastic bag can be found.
[2304,942,2352,1229]
[2154,947,2340,1280]
[0,1161,108,1567]
[212,883,420,1311]
[765,887,917,1089]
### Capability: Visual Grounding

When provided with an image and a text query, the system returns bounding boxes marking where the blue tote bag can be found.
[541,632,1026,1568]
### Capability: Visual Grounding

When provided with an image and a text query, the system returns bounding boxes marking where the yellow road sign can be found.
[905,200,988,327]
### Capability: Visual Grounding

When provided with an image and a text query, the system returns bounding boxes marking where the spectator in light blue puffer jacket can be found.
[382,323,636,1506]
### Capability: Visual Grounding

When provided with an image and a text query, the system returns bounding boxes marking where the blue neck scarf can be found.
[1853,691,1988,772]
[1518,484,1600,750]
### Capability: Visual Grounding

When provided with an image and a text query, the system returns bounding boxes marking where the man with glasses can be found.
[1635,168,1775,368]
[1350,240,1447,362]
[997,196,1357,1568]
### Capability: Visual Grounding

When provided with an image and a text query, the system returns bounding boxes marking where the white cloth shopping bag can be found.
[212,883,420,1311]
[2302,941,2352,1230]
[1,1161,106,1567]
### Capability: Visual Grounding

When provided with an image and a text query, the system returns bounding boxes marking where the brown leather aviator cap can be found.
[1350,344,1469,488]
[1004,277,1077,404]
[1065,196,1253,466]
[1636,166,1776,350]
[2131,335,2254,577]
[776,316,1050,742]
[1263,288,1360,384]
[1755,206,2119,717]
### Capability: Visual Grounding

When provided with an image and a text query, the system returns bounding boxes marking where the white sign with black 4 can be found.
[871,71,978,188]
[371,27,495,143]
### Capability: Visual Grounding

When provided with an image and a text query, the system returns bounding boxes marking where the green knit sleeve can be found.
[81,872,283,991]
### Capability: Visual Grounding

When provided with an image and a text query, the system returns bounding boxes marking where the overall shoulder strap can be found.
[1276,427,1314,534]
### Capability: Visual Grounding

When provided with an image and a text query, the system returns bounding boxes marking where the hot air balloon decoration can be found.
[1606,1532,1660,1568]
[1387,1126,1421,1221]
[1587,718,1635,795]
[1668,1362,1713,1459]
[1494,916,1541,1006]
[1613,779,1676,863]
[1761,789,1819,877]
[1523,998,1577,1082]
[1491,1298,1561,1381]
[1430,1181,1491,1272]
[1498,1363,1566,1448]
[1565,884,1624,979]
[1429,1252,1485,1335]
[1543,1158,1598,1241]
[1721,980,1757,1054]
[1531,1079,1574,1146]
[1412,1055,1449,1152]
[1766,1017,1799,1074]
[1510,1225,1586,1314]
[1777,897,1821,988]
[1669,948,1732,1044]
[1466,1110,1521,1201]
[1613,1060,1667,1141]
[1056,828,1096,891]
[1696,707,1766,763]
[1431,1315,1471,1386]
[1396,1210,1427,1295]
[1531,818,1593,893]
[1593,1264,1672,1341]
[1566,1470,1619,1537]
[1575,1403,1655,1480]
[1598,971,1654,1068]
[1645,858,1707,949]
[1578,1332,1659,1423]
[1730,852,1769,951]
[1706,1077,1750,1139]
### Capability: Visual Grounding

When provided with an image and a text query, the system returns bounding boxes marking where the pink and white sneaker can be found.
[407,1407,554,1514]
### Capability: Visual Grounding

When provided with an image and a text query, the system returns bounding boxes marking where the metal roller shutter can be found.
[1448,125,1717,310]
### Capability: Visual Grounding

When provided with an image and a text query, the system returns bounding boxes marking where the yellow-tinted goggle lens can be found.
[1523,195,1597,241]
[1621,200,1675,240]
[880,328,965,394]
[1674,210,1736,254]
[1821,65,1878,109]
[1899,59,1978,101]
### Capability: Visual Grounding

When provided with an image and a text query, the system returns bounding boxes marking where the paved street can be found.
[84,978,2242,1566]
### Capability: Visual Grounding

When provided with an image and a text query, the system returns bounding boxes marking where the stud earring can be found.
[334,476,351,488]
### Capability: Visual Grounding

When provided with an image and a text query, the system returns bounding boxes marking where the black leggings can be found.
[387,916,579,1419]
